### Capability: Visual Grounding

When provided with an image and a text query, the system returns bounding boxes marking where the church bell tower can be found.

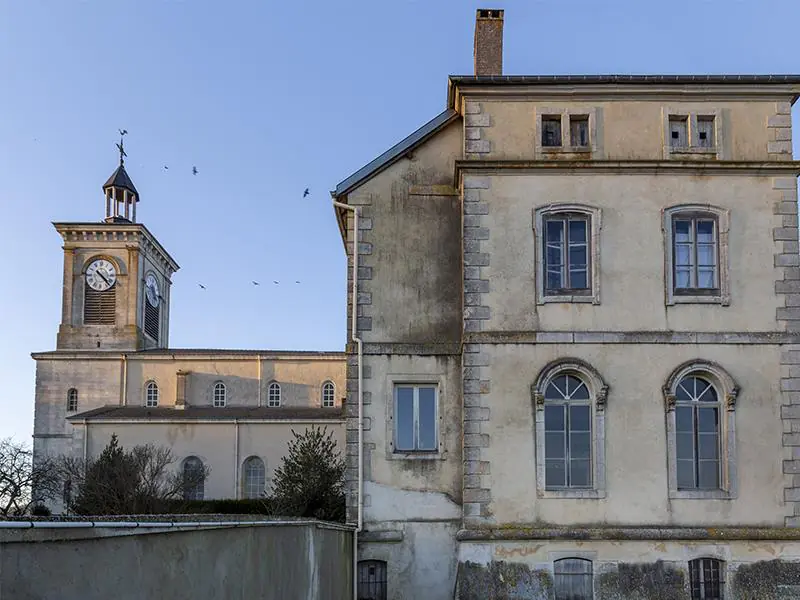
[55,132,179,351]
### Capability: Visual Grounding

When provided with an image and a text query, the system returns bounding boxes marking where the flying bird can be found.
[198,283,206,290]
[252,281,260,286]
[163,165,169,171]
[295,281,301,284]
[303,188,310,198]
[192,166,198,175]
[273,281,279,285]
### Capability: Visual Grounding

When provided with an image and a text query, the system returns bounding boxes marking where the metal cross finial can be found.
[116,129,128,166]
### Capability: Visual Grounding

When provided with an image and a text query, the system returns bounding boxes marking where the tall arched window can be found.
[67,388,78,412]
[213,382,227,407]
[182,456,205,500]
[242,456,266,499]
[664,360,738,499]
[322,381,335,407]
[554,558,593,600]
[533,359,608,499]
[689,558,724,600]
[268,382,281,407]
[145,381,159,407]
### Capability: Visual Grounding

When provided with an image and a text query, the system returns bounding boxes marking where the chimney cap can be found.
[476,8,503,19]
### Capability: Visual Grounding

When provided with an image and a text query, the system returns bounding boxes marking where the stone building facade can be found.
[332,9,800,600]
[33,154,345,512]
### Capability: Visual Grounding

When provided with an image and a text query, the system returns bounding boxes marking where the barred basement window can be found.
[144,299,160,340]
[554,558,593,600]
[84,282,116,324]
[67,388,78,412]
[358,560,387,600]
[689,558,724,600]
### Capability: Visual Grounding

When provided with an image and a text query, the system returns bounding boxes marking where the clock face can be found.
[145,274,160,307]
[86,259,117,291]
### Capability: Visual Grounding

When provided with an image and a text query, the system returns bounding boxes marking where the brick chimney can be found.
[474,9,504,76]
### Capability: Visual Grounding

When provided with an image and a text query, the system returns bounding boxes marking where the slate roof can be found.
[67,406,345,422]
[102,164,139,196]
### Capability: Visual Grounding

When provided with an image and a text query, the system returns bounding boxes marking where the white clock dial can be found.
[145,274,160,307]
[86,259,117,291]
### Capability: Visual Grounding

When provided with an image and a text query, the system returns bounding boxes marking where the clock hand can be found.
[96,271,110,286]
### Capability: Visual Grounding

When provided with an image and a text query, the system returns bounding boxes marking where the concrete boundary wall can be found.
[0,520,353,600]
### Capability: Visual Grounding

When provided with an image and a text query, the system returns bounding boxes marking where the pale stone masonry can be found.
[331,9,800,600]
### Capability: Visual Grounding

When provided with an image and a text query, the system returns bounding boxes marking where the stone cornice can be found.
[465,330,800,345]
[31,349,346,361]
[455,159,800,179]
[53,222,179,273]
[457,526,800,542]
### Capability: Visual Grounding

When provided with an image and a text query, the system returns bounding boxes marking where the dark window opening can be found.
[554,558,593,600]
[570,116,589,147]
[542,116,562,147]
[690,558,724,600]
[358,560,387,600]
[144,300,160,340]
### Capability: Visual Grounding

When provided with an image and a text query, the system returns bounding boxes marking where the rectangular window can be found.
[570,116,589,147]
[697,116,715,148]
[544,215,590,294]
[554,558,593,600]
[673,217,718,293]
[545,403,592,489]
[669,116,689,148]
[394,385,437,452]
[676,404,720,490]
[542,116,562,147]
[689,558,724,600]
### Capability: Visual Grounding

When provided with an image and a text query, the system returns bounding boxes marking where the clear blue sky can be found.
[0,0,798,441]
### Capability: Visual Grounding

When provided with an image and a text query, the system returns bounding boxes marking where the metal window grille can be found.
[554,558,593,600]
[394,385,438,452]
[544,375,592,489]
[242,456,266,499]
[213,382,226,407]
[689,558,724,600]
[358,560,387,600]
[673,217,718,293]
[144,299,160,340]
[145,381,159,407]
[675,376,721,490]
[543,215,590,294]
[182,457,205,500]
[84,283,116,325]
[322,381,336,407]
[67,388,78,412]
[267,382,281,407]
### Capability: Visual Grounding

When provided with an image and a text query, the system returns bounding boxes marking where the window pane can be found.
[542,117,562,146]
[698,460,720,489]
[545,405,566,431]
[676,244,693,267]
[675,383,693,402]
[547,377,568,400]
[569,244,587,268]
[570,433,591,459]
[697,244,715,267]
[697,407,719,432]
[677,459,695,489]
[569,269,587,289]
[676,407,693,432]
[570,117,589,147]
[675,220,691,242]
[418,387,437,451]
[569,381,589,401]
[569,405,591,431]
[698,268,716,289]
[395,387,414,451]
[675,268,691,289]
[546,459,566,487]
[696,220,715,243]
[677,432,695,461]
[698,433,719,460]
[568,219,587,243]
[546,432,566,459]
[546,219,565,243]
[547,269,564,290]
[570,459,591,487]
[546,244,563,268]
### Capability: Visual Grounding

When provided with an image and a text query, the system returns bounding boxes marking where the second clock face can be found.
[145,274,160,307]
[86,259,117,291]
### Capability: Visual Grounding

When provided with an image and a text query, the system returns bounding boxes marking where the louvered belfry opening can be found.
[84,282,116,324]
[144,300,160,340]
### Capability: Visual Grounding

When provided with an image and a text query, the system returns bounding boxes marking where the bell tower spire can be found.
[102,129,139,223]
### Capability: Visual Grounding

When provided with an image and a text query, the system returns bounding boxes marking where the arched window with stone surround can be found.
[267,382,281,407]
[322,381,336,408]
[663,360,739,500]
[532,358,608,499]
[213,381,227,407]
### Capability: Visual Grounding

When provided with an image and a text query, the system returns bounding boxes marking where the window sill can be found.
[669,489,735,500]
[668,294,729,306]
[539,489,606,499]
[540,294,598,305]
[389,450,444,461]
[540,146,593,155]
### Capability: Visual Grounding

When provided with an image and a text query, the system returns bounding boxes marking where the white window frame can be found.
[241,456,266,499]
[663,360,739,500]
[213,381,227,407]
[322,381,336,408]
[145,381,159,407]
[267,382,281,407]
[535,107,598,155]
[67,388,78,412]
[534,204,602,305]
[385,373,446,461]
[663,205,730,306]
[662,108,723,159]
[533,359,608,499]
[393,384,439,453]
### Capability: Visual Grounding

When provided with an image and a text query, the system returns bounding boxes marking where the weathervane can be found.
[116,129,128,166]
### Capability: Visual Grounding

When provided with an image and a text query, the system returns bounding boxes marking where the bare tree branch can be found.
[0,438,60,516]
